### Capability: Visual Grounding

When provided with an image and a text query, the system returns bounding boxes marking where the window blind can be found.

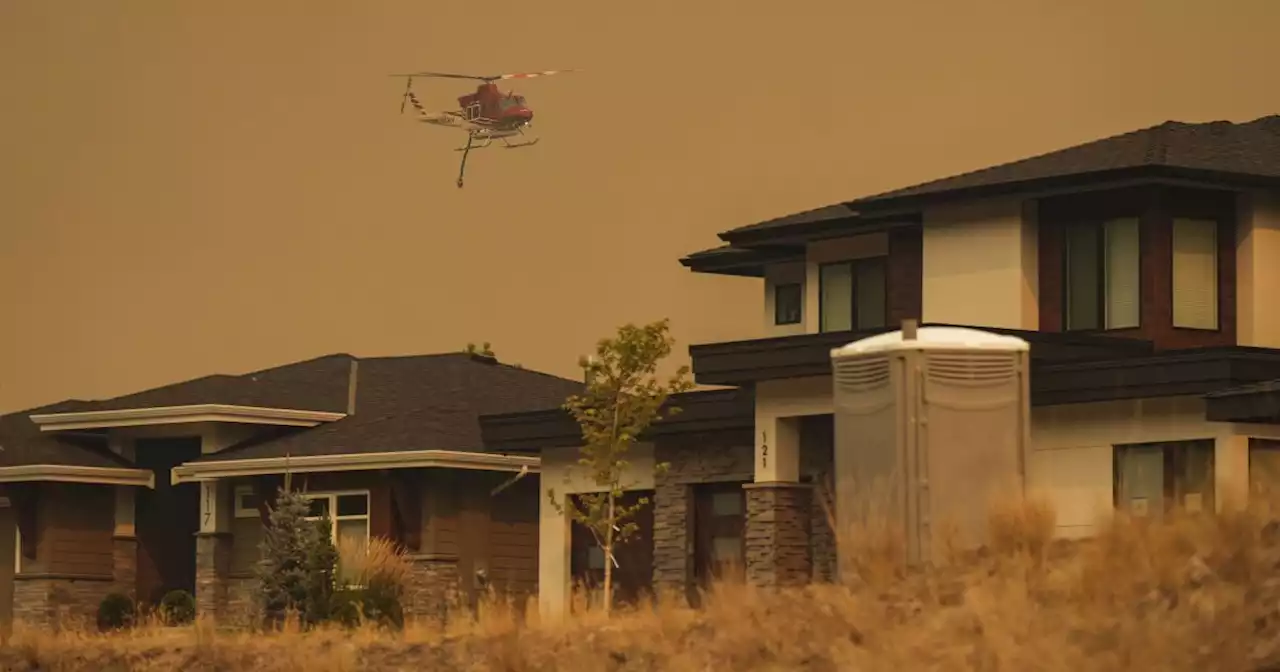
[1172,218,1218,329]
[820,263,853,332]
[1104,218,1141,329]
[1065,224,1101,330]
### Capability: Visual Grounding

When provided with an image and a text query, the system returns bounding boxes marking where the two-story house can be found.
[481,114,1280,617]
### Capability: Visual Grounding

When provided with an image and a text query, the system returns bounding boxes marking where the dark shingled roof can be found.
[79,354,356,413]
[705,114,1280,249]
[848,114,1280,209]
[5,352,582,467]
[194,353,582,461]
[0,401,138,469]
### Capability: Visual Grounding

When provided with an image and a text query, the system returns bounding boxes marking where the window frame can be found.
[1170,217,1221,332]
[773,282,803,326]
[300,490,371,548]
[817,256,888,333]
[1061,218,1142,333]
[233,485,259,519]
[1113,439,1215,516]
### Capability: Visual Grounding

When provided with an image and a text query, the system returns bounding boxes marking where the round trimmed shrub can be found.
[97,593,135,631]
[160,589,197,626]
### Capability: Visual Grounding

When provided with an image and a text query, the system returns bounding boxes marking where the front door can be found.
[693,481,746,588]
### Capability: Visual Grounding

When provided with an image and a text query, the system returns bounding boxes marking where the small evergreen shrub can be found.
[255,486,339,628]
[96,593,135,631]
[159,589,196,626]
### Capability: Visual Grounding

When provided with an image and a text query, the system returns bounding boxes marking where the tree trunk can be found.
[603,491,616,616]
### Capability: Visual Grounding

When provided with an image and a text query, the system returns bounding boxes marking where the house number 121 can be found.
[760,430,768,469]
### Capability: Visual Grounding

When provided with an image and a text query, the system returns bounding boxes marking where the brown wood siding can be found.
[888,226,924,324]
[1037,185,1237,350]
[229,516,264,576]
[41,483,115,578]
[419,469,540,607]
[0,504,16,625]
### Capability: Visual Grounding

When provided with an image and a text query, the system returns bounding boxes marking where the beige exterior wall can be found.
[921,198,1039,329]
[538,443,655,619]
[754,376,832,482]
[1237,189,1280,348]
[760,233,890,337]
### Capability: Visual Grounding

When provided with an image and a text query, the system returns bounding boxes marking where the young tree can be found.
[549,318,694,614]
[255,482,339,628]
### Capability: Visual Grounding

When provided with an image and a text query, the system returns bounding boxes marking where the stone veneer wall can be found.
[651,436,754,597]
[195,533,232,622]
[12,577,117,629]
[404,555,461,625]
[744,483,812,587]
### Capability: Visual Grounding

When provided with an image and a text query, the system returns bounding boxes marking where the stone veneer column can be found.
[651,481,692,597]
[743,482,812,588]
[403,554,460,625]
[195,532,232,620]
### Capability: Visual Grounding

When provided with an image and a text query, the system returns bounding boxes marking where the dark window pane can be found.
[238,491,259,511]
[774,283,802,325]
[855,258,887,329]
[306,497,330,519]
[337,494,368,517]
[1066,224,1101,330]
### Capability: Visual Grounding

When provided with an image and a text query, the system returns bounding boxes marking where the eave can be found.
[0,465,155,488]
[171,449,539,484]
[480,388,754,453]
[688,324,1155,386]
[29,404,347,432]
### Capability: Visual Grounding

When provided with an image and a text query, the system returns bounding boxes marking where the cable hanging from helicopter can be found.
[390,69,576,189]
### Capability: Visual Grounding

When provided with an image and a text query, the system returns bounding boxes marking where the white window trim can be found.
[300,490,371,547]
[233,485,258,518]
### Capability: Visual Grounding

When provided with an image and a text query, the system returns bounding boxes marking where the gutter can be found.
[170,448,540,485]
[0,465,156,488]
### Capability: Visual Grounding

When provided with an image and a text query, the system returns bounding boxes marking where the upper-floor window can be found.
[819,257,887,332]
[1172,218,1219,330]
[1064,218,1140,331]
[774,283,802,325]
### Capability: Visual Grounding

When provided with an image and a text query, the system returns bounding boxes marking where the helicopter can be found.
[391,69,575,188]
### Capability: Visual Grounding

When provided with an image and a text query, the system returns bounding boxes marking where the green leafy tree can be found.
[549,319,694,614]
[255,483,339,628]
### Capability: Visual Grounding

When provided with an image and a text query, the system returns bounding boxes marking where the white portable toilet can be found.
[830,322,1031,567]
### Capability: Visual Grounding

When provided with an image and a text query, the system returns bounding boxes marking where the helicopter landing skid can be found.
[452,130,539,188]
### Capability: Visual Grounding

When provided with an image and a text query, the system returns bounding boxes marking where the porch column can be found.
[195,479,233,622]
[745,415,811,587]
[113,487,138,601]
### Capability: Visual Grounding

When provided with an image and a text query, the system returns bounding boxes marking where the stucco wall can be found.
[538,443,654,619]
[922,197,1039,329]
[1237,189,1280,348]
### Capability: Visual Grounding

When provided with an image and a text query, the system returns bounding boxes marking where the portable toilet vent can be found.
[830,322,1031,568]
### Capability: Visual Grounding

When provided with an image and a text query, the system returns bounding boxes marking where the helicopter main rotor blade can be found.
[389,69,577,82]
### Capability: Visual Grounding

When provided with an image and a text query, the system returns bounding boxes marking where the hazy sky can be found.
[2,0,1278,413]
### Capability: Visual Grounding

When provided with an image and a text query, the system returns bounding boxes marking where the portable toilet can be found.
[830,322,1031,567]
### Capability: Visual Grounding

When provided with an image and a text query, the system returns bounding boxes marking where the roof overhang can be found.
[689,323,1156,387]
[480,388,754,453]
[0,465,155,488]
[846,165,1280,216]
[170,449,539,484]
[1204,380,1280,423]
[29,404,347,432]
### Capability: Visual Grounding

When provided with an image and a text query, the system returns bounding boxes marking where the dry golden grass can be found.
[6,496,1280,671]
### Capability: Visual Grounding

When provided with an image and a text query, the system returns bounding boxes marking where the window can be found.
[1249,439,1280,508]
[233,486,259,518]
[1065,218,1140,331]
[819,257,887,332]
[302,491,371,554]
[773,283,802,325]
[1172,218,1219,330]
[1115,440,1214,519]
